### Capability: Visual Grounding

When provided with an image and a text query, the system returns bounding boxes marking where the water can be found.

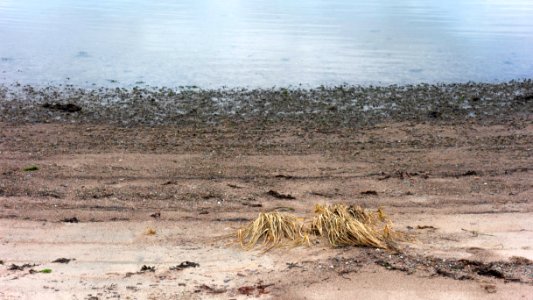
[0,0,532,88]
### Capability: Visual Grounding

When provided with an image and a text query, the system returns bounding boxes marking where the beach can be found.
[0,81,532,299]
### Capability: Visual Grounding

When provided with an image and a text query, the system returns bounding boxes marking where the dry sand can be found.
[0,112,532,299]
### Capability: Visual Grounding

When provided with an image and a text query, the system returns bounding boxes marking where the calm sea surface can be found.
[0,0,532,88]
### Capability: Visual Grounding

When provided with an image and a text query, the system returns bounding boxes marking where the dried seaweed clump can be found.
[311,204,395,249]
[237,212,309,250]
[237,204,400,251]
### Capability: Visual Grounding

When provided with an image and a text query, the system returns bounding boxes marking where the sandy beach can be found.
[0,82,532,299]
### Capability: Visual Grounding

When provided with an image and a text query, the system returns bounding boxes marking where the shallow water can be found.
[0,0,532,88]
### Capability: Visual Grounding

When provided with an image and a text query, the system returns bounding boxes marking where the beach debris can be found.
[238,286,255,295]
[227,183,243,189]
[8,263,37,271]
[310,191,335,198]
[460,170,478,176]
[62,217,79,223]
[238,282,274,296]
[145,228,156,235]
[274,174,295,179]
[267,190,296,200]
[38,268,52,274]
[416,225,437,230]
[140,265,155,272]
[484,284,497,293]
[378,170,428,180]
[242,202,263,208]
[52,258,74,264]
[195,284,226,294]
[170,261,199,271]
[428,111,441,119]
[435,268,473,280]
[270,206,295,212]
[22,165,39,172]
[475,265,504,278]
[510,256,533,265]
[216,217,250,222]
[360,190,378,196]
[515,93,533,102]
[42,102,82,113]
[461,228,495,237]
[237,204,400,250]
[286,262,303,269]
[29,268,52,274]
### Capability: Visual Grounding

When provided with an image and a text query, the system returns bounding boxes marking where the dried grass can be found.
[311,204,393,248]
[236,212,309,250]
[236,204,401,251]
[145,227,157,235]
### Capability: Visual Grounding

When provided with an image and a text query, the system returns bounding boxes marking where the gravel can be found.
[0,80,531,126]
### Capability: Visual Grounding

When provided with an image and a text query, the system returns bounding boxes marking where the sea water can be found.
[0,0,532,88]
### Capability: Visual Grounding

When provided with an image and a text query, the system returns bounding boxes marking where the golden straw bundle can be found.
[236,204,400,251]
[311,204,391,248]
[236,212,309,250]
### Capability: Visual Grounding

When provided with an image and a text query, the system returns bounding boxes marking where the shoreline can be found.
[1,80,531,126]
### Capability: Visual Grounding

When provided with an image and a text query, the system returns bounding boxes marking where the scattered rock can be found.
[150,212,161,219]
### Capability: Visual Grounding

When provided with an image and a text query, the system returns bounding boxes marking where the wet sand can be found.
[0,82,532,299]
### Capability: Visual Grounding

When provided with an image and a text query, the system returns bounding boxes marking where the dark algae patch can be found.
[42,102,82,113]
[366,250,533,283]
[267,190,296,200]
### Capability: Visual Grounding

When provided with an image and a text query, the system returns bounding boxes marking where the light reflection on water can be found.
[0,0,532,87]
